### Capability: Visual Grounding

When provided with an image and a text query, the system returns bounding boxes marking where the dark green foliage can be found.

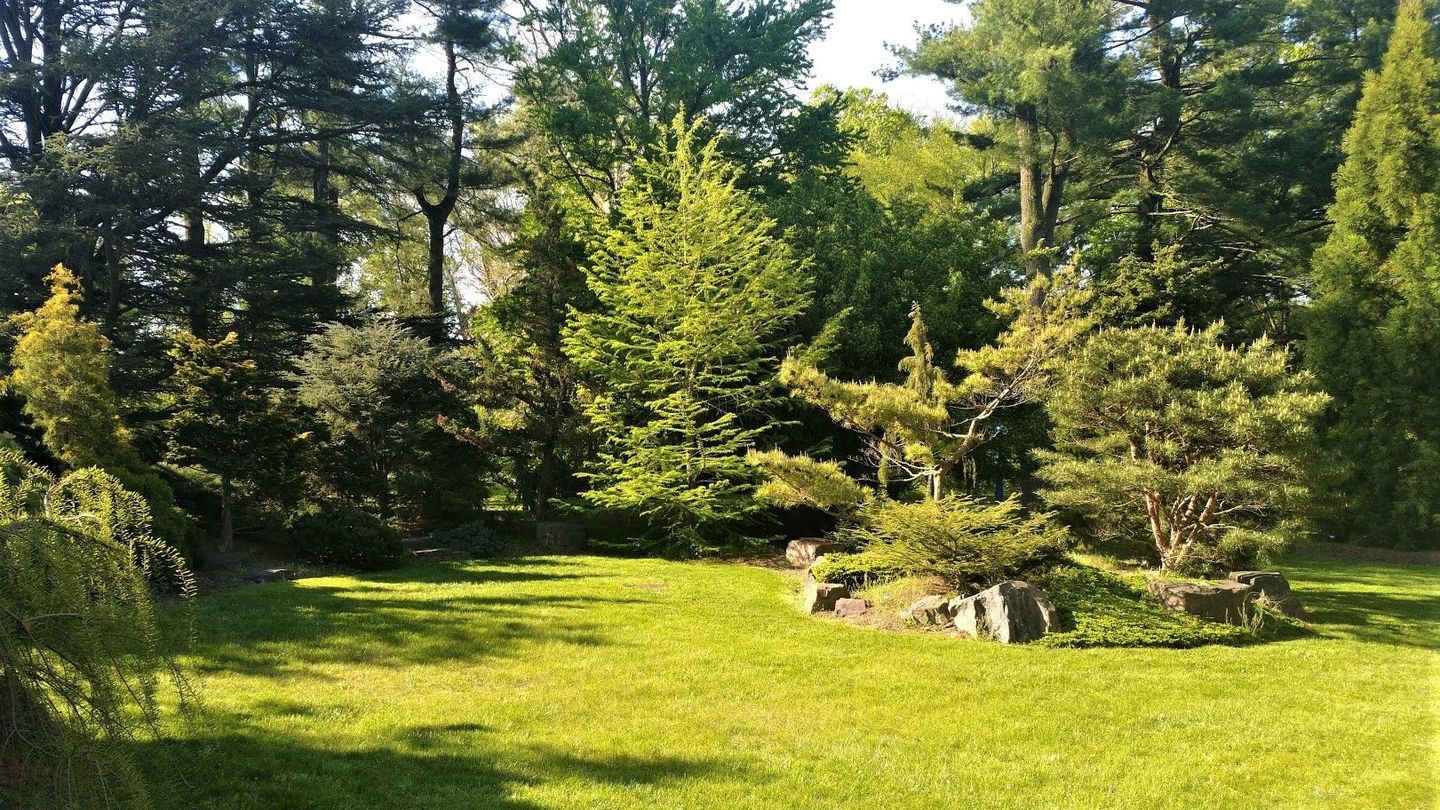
[293,320,485,528]
[1305,0,1440,549]
[1034,567,1250,648]
[431,520,511,558]
[288,507,404,571]
[838,497,1071,591]
[1039,323,1328,572]
[0,449,193,808]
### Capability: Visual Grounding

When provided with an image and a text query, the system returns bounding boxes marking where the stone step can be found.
[410,547,468,562]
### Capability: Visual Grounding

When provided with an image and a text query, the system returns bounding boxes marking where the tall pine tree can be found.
[1306,0,1440,549]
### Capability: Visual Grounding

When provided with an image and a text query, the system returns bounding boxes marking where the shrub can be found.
[837,496,1071,591]
[432,520,511,558]
[809,551,902,589]
[1034,566,1250,648]
[288,507,403,570]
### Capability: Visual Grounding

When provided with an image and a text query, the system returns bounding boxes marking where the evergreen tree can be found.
[6,266,133,469]
[1305,0,1440,549]
[163,332,288,551]
[562,116,810,550]
[1039,323,1328,571]
[0,449,193,808]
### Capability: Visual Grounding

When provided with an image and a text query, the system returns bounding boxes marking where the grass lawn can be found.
[140,554,1439,809]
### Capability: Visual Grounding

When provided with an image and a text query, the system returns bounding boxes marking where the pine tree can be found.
[1305,0,1440,549]
[562,115,810,551]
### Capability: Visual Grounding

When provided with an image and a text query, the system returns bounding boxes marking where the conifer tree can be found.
[562,116,810,550]
[1306,0,1440,549]
[6,265,133,469]
[163,333,287,551]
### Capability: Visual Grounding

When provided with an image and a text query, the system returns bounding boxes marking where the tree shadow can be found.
[136,715,749,809]
[1280,557,1440,648]
[178,559,649,676]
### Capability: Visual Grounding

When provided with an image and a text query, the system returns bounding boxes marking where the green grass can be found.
[139,554,1439,809]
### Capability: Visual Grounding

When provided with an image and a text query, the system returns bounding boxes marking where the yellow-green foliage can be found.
[0,448,193,809]
[747,449,868,513]
[6,265,134,468]
[837,496,1071,590]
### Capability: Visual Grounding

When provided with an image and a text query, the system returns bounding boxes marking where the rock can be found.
[802,575,849,613]
[786,538,840,568]
[900,595,954,626]
[244,568,296,583]
[1230,571,1308,619]
[947,581,1060,644]
[1148,580,1254,624]
[834,598,868,618]
[535,521,587,554]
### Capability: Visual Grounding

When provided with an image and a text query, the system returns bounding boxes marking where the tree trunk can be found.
[219,474,235,552]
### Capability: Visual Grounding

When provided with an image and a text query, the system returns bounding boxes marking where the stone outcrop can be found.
[834,598,869,618]
[947,581,1061,644]
[1230,571,1308,619]
[803,575,849,613]
[1148,580,1253,624]
[786,538,840,568]
[900,595,954,626]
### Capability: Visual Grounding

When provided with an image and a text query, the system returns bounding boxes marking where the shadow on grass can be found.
[181,559,650,676]
[136,717,749,810]
[1280,557,1440,648]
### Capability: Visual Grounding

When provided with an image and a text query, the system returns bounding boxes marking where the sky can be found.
[804,0,965,120]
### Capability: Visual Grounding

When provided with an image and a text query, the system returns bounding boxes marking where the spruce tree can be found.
[1306,0,1440,549]
[562,116,810,551]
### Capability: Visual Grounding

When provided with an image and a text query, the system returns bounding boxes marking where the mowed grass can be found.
[139,554,1439,809]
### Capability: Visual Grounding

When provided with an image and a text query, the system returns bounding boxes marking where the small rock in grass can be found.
[803,575,849,613]
[901,595,954,626]
[1230,571,1308,619]
[786,538,840,568]
[949,580,1061,644]
[834,598,869,618]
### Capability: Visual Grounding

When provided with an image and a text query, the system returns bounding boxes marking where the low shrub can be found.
[432,520,511,558]
[1034,566,1250,648]
[809,551,901,589]
[838,497,1071,591]
[288,507,403,570]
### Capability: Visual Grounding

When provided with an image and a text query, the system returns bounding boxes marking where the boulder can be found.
[802,575,849,613]
[1230,571,1308,619]
[947,581,1060,644]
[834,598,869,619]
[900,595,954,626]
[1148,580,1253,624]
[786,538,840,568]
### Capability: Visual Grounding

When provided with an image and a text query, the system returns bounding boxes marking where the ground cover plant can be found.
[136,554,1436,809]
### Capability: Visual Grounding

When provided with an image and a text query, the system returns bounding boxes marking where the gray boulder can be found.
[834,598,869,619]
[1148,580,1253,624]
[786,538,840,568]
[802,575,849,613]
[900,595,954,626]
[947,581,1061,644]
[244,568,297,584]
[1230,571,1308,619]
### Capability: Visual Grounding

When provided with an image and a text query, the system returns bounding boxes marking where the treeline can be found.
[0,0,1436,556]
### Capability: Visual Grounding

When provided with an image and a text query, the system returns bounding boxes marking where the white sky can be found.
[804,0,964,120]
